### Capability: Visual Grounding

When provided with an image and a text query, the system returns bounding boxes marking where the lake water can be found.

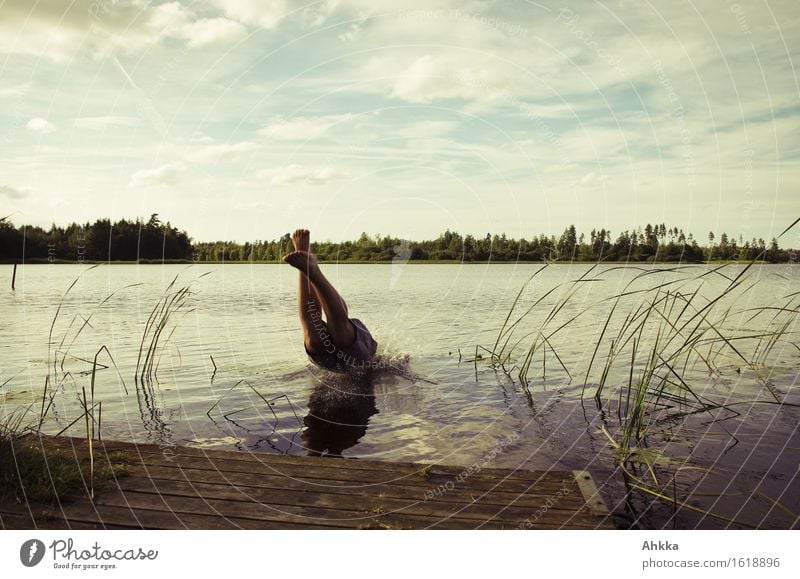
[2,262,798,529]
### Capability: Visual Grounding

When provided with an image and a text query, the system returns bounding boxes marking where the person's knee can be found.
[329,321,356,348]
[302,315,329,346]
[304,333,325,354]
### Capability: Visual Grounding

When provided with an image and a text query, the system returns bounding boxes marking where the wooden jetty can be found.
[0,436,614,530]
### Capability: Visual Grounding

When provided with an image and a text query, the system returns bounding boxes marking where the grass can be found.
[0,434,130,504]
[0,335,126,504]
[1,267,203,508]
[479,218,800,527]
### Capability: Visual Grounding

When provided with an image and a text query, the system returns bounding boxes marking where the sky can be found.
[0,0,798,243]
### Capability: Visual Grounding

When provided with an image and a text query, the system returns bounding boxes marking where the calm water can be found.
[1,262,798,529]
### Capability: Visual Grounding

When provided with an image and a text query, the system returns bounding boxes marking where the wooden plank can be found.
[50,436,576,490]
[573,470,611,517]
[17,435,616,530]
[87,489,513,530]
[113,476,604,528]
[0,503,134,530]
[51,436,571,484]
[109,452,577,495]
[1,513,77,529]
[120,457,583,503]
[46,502,343,530]
[0,509,35,529]
[128,463,589,510]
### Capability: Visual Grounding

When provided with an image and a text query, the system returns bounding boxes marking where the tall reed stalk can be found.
[481,218,799,525]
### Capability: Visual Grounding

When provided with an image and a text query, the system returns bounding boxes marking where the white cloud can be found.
[579,172,611,187]
[0,84,29,97]
[181,17,247,47]
[397,120,458,139]
[210,0,287,30]
[390,55,456,103]
[540,162,579,174]
[337,14,368,42]
[0,184,31,199]
[258,164,348,185]
[26,118,57,134]
[189,133,216,144]
[0,0,247,60]
[187,141,259,163]
[73,116,139,129]
[259,114,353,140]
[311,0,465,21]
[128,162,185,189]
[358,53,513,104]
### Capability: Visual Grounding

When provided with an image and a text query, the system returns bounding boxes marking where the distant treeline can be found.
[0,216,794,263]
[0,214,192,262]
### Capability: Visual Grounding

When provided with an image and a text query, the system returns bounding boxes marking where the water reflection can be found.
[302,372,378,458]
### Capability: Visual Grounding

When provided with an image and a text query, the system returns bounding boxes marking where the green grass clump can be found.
[0,435,130,505]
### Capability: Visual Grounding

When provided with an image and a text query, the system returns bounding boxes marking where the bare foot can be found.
[291,229,310,252]
[284,250,320,277]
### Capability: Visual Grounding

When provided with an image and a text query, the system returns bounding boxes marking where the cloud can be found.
[541,162,579,174]
[0,84,29,97]
[259,114,353,140]
[337,15,368,42]
[397,120,458,139]
[0,184,31,199]
[26,118,57,134]
[187,141,259,163]
[258,164,348,185]
[73,116,139,129]
[128,162,185,189]
[390,55,458,103]
[181,17,247,47]
[579,172,611,187]
[358,53,513,104]
[309,0,464,23]
[210,0,287,29]
[189,133,216,144]
[0,0,246,60]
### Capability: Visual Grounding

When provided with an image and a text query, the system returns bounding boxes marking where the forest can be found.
[0,216,793,263]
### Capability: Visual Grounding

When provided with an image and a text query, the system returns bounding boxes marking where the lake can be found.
[2,262,798,529]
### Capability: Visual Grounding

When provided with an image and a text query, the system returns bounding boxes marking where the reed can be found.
[135,271,207,385]
[0,269,135,504]
[482,218,799,526]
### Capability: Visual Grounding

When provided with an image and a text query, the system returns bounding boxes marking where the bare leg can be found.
[285,233,356,349]
[290,230,327,353]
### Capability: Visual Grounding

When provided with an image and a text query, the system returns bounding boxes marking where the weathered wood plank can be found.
[0,502,134,530]
[52,436,572,484]
[6,435,615,530]
[573,470,611,517]
[109,452,577,495]
[125,463,589,510]
[88,489,513,530]
[113,476,604,528]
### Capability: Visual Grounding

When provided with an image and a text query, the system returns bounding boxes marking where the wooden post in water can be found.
[11,262,17,290]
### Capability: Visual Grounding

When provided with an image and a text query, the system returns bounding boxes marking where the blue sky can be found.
[1,0,798,243]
